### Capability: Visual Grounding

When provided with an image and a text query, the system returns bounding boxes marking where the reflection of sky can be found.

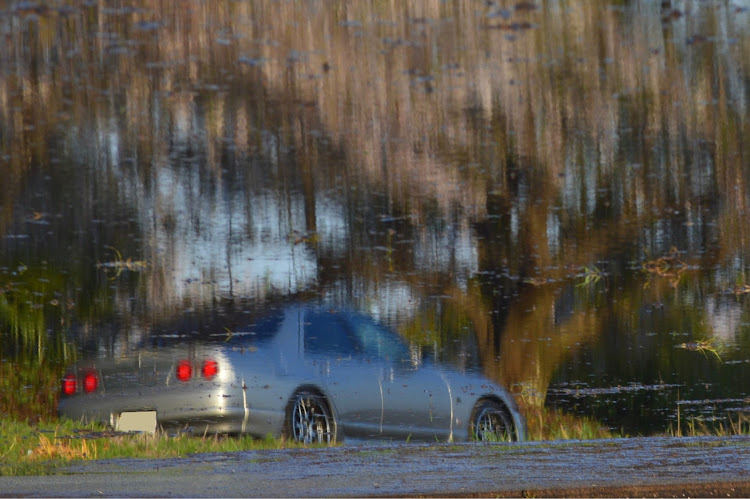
[314,197,348,254]
[413,220,478,288]
[125,141,479,311]
[705,295,743,343]
[362,281,417,324]
[140,164,319,303]
[92,115,482,320]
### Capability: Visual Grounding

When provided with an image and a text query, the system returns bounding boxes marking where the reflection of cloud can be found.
[413,219,478,284]
[139,163,319,306]
[315,197,348,253]
[361,281,417,325]
[705,295,742,343]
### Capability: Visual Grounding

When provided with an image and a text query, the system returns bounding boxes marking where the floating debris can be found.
[643,247,686,276]
[642,247,687,288]
[577,265,603,287]
[550,383,680,398]
[524,276,548,286]
[675,338,723,362]
[96,246,148,280]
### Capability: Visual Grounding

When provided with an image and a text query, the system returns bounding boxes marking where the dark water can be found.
[1,0,750,436]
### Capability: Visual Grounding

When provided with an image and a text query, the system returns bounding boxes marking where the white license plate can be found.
[115,411,157,433]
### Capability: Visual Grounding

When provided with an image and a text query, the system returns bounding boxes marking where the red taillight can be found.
[62,373,77,395]
[176,360,192,382]
[83,371,98,393]
[202,359,218,379]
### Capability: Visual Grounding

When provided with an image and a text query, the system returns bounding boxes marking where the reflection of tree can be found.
[399,277,599,409]
[473,283,599,408]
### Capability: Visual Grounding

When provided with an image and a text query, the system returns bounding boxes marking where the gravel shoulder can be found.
[2,435,750,497]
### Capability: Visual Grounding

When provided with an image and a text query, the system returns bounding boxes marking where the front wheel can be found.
[470,399,515,442]
[287,390,336,444]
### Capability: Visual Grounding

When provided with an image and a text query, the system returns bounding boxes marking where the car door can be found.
[344,313,454,442]
[301,309,384,439]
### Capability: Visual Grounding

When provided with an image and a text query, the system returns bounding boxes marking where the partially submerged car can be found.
[59,304,526,443]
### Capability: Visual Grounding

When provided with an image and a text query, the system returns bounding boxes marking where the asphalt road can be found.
[3,435,750,497]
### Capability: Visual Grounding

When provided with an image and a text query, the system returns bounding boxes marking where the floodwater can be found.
[1,0,750,437]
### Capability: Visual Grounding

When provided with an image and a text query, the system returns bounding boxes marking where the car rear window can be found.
[225,308,285,346]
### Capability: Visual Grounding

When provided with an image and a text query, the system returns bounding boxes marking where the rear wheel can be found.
[287,390,336,444]
[470,399,515,442]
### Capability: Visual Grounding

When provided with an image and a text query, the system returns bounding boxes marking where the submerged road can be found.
[2,436,750,497]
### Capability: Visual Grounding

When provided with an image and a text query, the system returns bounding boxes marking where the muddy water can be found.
[1,1,750,436]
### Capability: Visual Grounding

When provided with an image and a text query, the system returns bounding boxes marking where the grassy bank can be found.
[0,418,308,476]
[3,408,749,476]
[668,412,750,438]
[2,408,617,476]
[522,404,620,441]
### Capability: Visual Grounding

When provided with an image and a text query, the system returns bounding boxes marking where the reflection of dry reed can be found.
[2,1,749,264]
[2,1,749,236]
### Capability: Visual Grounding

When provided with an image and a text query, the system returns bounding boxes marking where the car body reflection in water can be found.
[59,304,525,444]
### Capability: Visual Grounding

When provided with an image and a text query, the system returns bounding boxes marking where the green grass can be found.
[524,403,750,442]
[0,417,320,476]
[521,403,620,441]
[668,411,750,438]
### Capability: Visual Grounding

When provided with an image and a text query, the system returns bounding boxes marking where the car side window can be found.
[303,312,360,356]
[345,314,411,365]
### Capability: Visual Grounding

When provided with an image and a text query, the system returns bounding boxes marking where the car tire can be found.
[470,398,516,442]
[286,389,337,444]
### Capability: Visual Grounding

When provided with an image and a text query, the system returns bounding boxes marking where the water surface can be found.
[1,0,750,436]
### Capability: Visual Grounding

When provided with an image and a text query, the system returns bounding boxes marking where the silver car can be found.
[59,304,526,443]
